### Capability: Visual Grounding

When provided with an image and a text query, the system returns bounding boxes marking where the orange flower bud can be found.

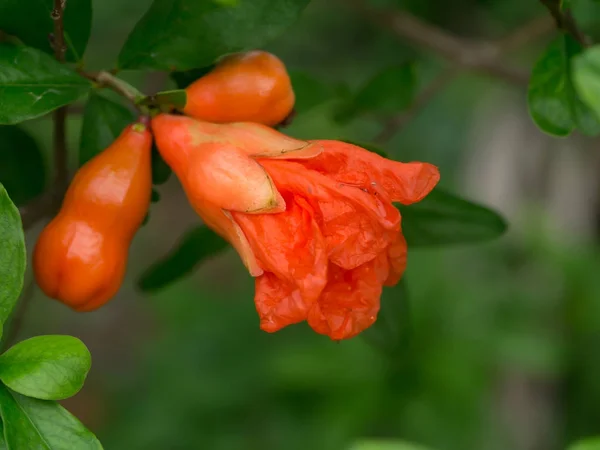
[152,114,440,340]
[186,143,285,214]
[183,50,295,127]
[33,123,152,311]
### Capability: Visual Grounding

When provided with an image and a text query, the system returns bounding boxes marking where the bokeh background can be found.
[10,0,600,449]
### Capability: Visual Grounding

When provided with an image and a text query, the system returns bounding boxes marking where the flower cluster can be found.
[152,115,439,340]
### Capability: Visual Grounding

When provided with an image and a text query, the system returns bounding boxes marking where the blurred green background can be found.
[11,0,600,449]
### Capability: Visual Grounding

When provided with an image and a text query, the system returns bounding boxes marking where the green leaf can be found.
[573,45,600,122]
[354,64,416,115]
[151,144,172,186]
[0,126,47,206]
[333,65,416,124]
[0,384,103,450]
[0,0,92,61]
[151,189,161,203]
[362,280,410,355]
[560,0,573,9]
[289,71,334,114]
[0,183,25,326]
[138,89,187,109]
[138,226,229,292]
[528,36,600,137]
[118,0,311,70]
[0,335,91,400]
[399,188,508,247]
[349,439,433,450]
[0,421,7,450]
[0,44,90,125]
[569,437,600,450]
[79,93,134,165]
[171,65,215,89]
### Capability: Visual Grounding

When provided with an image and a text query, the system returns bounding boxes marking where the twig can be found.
[539,0,590,46]
[17,0,73,230]
[8,0,68,347]
[0,279,36,352]
[53,108,68,192]
[51,0,69,195]
[374,69,458,144]
[79,70,146,106]
[348,4,556,143]
[495,15,556,54]
[347,0,553,85]
[19,193,56,229]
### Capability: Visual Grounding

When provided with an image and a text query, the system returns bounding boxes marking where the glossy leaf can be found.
[0,125,47,206]
[528,36,600,137]
[0,44,90,124]
[138,90,187,109]
[573,45,600,122]
[0,0,92,61]
[118,0,311,70]
[0,183,25,325]
[569,438,600,450]
[138,226,229,292]
[289,71,334,114]
[151,144,172,186]
[361,280,410,355]
[399,188,508,247]
[354,64,416,114]
[0,422,7,450]
[0,335,91,400]
[349,440,433,450]
[0,384,103,450]
[171,65,215,89]
[79,93,134,165]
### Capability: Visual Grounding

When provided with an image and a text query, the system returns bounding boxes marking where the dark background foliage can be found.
[3,0,600,449]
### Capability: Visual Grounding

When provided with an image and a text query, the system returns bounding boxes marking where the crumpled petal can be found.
[233,196,328,306]
[384,231,407,286]
[253,273,309,332]
[299,140,440,205]
[260,159,400,270]
[307,254,389,340]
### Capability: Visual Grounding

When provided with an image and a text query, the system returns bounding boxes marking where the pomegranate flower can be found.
[152,114,440,340]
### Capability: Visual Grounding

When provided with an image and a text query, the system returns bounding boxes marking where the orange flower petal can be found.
[307,255,389,340]
[226,123,323,159]
[384,231,408,287]
[254,273,309,333]
[234,196,328,304]
[300,140,440,205]
[260,160,400,270]
[187,143,285,214]
[185,193,263,277]
[152,114,320,162]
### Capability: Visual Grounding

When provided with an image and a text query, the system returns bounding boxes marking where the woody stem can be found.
[79,70,147,106]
